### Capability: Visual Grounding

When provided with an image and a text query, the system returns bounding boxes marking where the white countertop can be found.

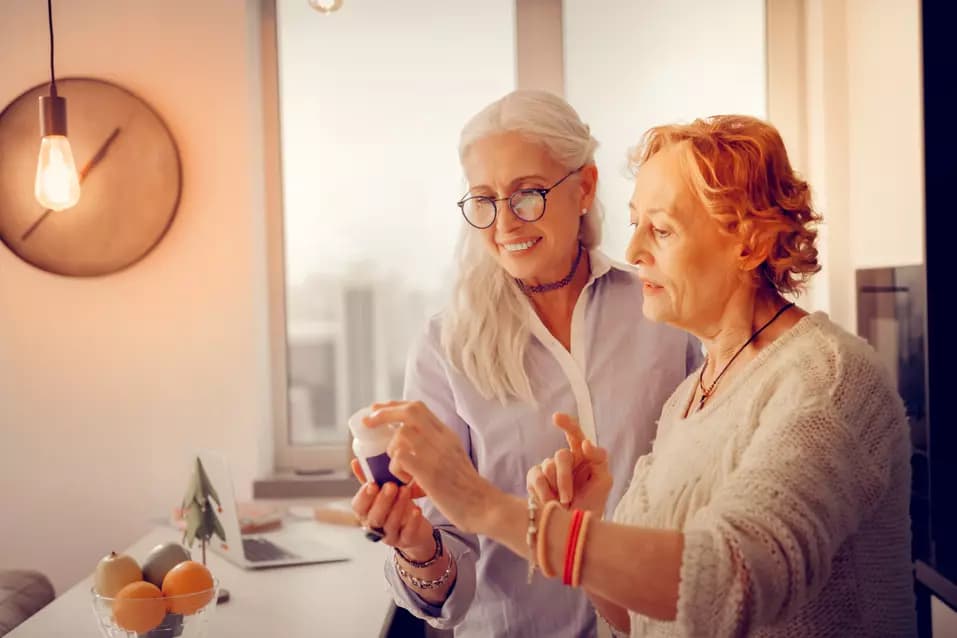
[9,520,394,637]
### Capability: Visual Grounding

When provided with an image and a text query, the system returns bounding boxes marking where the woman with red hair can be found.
[361,116,916,637]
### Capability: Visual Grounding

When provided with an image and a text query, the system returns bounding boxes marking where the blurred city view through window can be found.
[276,0,516,444]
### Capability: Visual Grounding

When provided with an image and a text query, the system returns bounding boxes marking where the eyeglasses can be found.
[456,166,583,229]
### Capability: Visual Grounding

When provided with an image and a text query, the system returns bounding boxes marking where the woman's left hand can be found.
[527,413,612,515]
[362,400,497,534]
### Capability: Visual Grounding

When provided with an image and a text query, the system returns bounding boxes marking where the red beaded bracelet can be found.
[563,509,585,586]
[572,511,593,587]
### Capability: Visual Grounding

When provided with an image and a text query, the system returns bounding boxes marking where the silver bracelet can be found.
[526,493,539,584]
[393,552,454,590]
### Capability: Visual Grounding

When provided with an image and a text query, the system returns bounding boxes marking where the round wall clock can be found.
[0,77,182,276]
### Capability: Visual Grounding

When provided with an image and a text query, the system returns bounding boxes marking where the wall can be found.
[0,0,272,593]
[934,597,957,638]
[845,0,924,270]
[782,0,924,328]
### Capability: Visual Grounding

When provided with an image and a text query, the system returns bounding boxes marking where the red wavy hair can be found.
[631,115,821,294]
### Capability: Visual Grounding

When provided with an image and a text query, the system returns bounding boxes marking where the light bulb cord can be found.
[47,0,57,97]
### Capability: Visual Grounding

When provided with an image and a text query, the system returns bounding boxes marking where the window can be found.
[270,0,516,471]
[564,0,767,259]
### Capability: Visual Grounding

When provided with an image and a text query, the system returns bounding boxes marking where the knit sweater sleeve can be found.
[674,343,907,636]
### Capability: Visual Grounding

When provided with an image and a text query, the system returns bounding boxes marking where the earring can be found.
[581,208,587,216]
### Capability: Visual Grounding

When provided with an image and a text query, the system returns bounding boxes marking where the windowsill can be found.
[253,470,358,499]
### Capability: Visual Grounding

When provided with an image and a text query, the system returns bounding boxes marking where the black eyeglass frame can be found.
[456,165,585,229]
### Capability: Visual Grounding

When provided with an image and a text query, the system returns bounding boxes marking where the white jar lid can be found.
[348,406,396,444]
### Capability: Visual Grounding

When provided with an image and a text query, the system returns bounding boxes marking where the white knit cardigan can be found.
[612,312,916,637]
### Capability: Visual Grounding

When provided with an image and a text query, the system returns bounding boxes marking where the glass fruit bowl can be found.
[90,580,219,638]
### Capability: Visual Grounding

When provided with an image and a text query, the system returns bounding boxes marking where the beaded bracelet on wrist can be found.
[395,527,444,568]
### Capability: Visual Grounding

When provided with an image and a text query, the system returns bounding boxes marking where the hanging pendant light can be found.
[34,0,80,212]
[308,0,343,14]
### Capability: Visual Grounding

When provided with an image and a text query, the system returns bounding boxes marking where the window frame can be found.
[262,0,351,473]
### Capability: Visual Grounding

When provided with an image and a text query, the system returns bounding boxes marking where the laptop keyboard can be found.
[242,537,300,562]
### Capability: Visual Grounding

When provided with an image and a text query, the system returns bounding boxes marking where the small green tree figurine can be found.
[180,457,226,565]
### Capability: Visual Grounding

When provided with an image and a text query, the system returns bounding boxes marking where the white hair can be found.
[440,90,604,404]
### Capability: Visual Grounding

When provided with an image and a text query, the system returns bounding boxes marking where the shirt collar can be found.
[587,248,634,285]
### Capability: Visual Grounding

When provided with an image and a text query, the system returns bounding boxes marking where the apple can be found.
[142,542,192,588]
[94,552,142,597]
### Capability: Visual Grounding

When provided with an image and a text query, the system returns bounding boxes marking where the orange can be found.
[112,581,166,634]
[161,560,215,615]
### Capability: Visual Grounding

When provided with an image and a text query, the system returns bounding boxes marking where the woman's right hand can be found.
[350,460,437,561]
[527,413,613,515]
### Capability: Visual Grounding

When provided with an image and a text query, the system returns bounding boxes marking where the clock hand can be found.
[78,127,122,180]
[21,127,123,242]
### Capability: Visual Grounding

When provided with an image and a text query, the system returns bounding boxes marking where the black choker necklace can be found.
[516,242,585,295]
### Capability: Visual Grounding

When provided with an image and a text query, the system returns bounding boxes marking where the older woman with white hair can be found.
[349,90,698,637]
[363,115,916,637]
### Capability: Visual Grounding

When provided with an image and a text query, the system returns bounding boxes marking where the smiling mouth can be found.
[500,237,542,253]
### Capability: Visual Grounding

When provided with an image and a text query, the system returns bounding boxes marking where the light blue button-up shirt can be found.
[385,250,700,637]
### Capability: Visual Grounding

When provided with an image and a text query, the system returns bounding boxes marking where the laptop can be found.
[196,450,351,569]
